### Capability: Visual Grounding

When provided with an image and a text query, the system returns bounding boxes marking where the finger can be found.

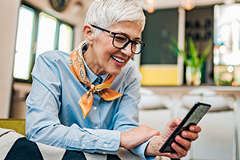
[174,117,182,126]
[175,135,191,151]
[181,130,199,141]
[171,142,188,157]
[167,118,182,129]
[189,125,201,133]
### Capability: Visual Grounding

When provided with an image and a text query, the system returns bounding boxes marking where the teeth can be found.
[112,56,124,63]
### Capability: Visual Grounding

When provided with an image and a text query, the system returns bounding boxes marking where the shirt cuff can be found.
[85,128,121,155]
[130,137,156,160]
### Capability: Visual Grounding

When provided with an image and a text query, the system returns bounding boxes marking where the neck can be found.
[83,48,106,76]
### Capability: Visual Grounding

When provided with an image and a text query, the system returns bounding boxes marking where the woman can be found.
[26,0,201,159]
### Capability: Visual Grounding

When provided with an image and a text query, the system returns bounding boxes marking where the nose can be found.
[120,42,132,56]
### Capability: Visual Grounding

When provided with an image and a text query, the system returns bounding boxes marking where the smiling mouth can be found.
[111,56,125,63]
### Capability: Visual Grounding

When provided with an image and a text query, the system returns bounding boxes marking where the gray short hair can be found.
[84,0,146,38]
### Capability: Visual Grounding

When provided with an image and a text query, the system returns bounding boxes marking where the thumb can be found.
[168,118,182,129]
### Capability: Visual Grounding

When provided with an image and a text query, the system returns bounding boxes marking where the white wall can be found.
[0,0,21,118]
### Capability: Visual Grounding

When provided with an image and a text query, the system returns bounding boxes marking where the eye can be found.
[133,41,140,45]
[114,35,128,42]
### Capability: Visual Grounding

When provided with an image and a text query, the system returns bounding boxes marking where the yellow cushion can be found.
[0,119,25,136]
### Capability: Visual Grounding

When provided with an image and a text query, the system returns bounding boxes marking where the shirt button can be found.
[102,152,106,154]
[93,107,97,110]
[82,144,86,148]
[95,126,99,129]
[103,143,108,148]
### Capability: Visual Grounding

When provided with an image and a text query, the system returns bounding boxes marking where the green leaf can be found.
[168,36,180,56]
[198,39,212,66]
[168,44,178,56]
[171,37,178,48]
[167,36,212,67]
[188,37,199,66]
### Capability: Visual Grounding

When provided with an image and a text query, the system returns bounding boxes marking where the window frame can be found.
[14,3,74,83]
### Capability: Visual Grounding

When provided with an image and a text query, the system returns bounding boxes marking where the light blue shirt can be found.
[25,50,155,160]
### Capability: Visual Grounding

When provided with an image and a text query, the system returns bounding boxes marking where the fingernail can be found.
[190,126,195,131]
[176,135,181,141]
[182,131,188,136]
[172,142,177,147]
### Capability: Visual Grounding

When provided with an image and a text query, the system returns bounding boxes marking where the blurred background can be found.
[1,0,240,159]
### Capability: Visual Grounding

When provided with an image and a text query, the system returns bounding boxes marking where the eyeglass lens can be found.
[113,34,144,54]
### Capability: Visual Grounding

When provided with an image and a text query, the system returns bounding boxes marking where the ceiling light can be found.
[224,0,235,5]
[181,0,195,10]
[145,0,156,5]
[145,0,157,13]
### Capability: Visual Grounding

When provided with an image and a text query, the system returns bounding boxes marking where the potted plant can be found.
[168,37,212,86]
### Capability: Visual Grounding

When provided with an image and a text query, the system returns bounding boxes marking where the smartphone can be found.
[159,102,211,153]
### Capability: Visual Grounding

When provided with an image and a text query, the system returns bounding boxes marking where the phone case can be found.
[159,102,211,153]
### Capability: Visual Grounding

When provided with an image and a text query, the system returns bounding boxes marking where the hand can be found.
[120,124,160,149]
[145,118,201,159]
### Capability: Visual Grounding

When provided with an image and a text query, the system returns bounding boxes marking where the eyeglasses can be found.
[91,24,145,54]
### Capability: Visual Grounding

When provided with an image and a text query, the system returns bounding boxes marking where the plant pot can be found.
[186,66,201,86]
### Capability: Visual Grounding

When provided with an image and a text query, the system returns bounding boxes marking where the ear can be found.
[83,24,94,45]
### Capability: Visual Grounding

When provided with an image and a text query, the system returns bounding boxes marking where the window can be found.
[13,5,73,82]
[35,12,57,60]
[13,6,34,80]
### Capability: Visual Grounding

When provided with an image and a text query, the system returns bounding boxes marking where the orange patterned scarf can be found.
[69,41,123,118]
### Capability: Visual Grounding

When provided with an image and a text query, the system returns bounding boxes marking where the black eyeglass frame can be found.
[91,24,145,54]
